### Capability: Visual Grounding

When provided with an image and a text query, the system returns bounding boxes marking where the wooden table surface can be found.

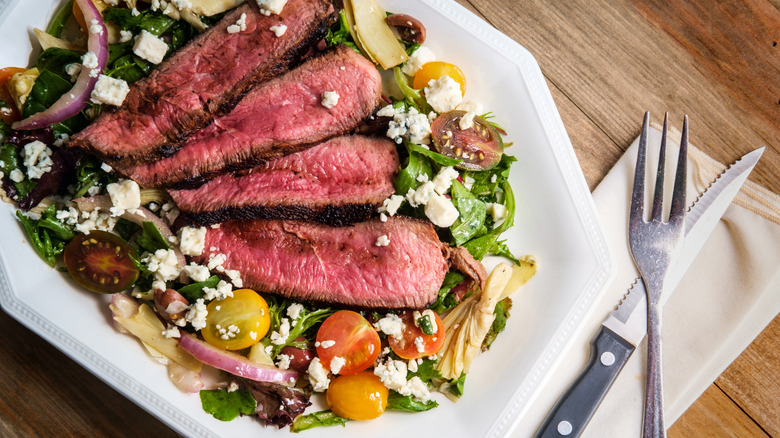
[0,0,777,436]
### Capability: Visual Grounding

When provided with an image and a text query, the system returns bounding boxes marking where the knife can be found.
[534,146,764,438]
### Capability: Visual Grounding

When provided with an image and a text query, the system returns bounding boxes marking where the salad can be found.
[0,0,537,432]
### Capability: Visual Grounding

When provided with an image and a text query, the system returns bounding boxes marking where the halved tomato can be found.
[201,289,271,351]
[387,309,445,360]
[63,231,140,293]
[315,310,380,375]
[412,61,466,95]
[431,110,504,171]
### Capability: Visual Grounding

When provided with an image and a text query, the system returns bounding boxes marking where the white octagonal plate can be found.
[0,0,614,436]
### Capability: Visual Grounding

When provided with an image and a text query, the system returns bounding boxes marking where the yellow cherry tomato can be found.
[201,289,271,350]
[326,372,389,420]
[412,61,466,95]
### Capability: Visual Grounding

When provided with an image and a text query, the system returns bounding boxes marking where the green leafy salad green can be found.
[0,0,537,434]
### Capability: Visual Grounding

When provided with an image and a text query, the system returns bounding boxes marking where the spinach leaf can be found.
[406,141,461,167]
[135,221,172,253]
[392,66,430,112]
[36,48,82,81]
[46,0,75,38]
[394,150,432,196]
[430,271,466,313]
[113,218,141,242]
[1,143,35,198]
[73,155,115,198]
[324,10,359,52]
[408,358,442,384]
[199,389,257,421]
[22,70,72,119]
[290,410,348,433]
[177,275,220,302]
[16,211,56,267]
[460,181,519,262]
[0,119,11,139]
[104,8,176,36]
[104,42,153,84]
[265,298,335,357]
[482,297,512,351]
[387,392,439,412]
[447,372,467,398]
[449,180,486,245]
[15,206,73,267]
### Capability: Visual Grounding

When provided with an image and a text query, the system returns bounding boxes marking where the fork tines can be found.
[631,112,688,225]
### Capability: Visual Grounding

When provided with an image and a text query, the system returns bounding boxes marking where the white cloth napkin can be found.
[518,125,780,437]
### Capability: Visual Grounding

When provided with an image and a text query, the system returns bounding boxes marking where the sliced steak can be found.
[191,217,450,309]
[169,135,399,227]
[121,45,383,188]
[68,0,337,164]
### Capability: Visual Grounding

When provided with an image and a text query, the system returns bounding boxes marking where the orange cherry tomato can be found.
[326,372,388,420]
[315,310,380,375]
[0,67,26,123]
[73,0,110,32]
[387,310,446,360]
[412,61,466,95]
[201,289,271,350]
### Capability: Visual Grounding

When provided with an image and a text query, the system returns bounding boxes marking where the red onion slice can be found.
[178,333,300,384]
[12,0,109,130]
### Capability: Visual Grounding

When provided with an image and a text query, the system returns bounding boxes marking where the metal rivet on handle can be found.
[557,420,573,436]
[600,351,616,366]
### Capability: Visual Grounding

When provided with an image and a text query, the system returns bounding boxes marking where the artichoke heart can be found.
[436,263,512,380]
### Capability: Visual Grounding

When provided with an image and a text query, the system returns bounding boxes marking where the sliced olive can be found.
[385,13,426,44]
[431,110,503,171]
[63,230,140,294]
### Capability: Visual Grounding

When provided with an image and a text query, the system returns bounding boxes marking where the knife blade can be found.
[534,146,764,438]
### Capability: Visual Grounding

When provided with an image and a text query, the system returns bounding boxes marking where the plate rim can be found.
[0,0,615,436]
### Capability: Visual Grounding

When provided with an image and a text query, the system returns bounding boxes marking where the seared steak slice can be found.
[68,0,337,165]
[121,45,383,188]
[191,217,450,309]
[169,135,399,226]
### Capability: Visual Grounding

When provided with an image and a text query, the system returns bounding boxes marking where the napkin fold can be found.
[518,126,780,437]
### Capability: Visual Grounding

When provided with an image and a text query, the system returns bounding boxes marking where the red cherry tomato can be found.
[387,310,445,360]
[63,231,140,294]
[326,372,388,420]
[315,310,380,375]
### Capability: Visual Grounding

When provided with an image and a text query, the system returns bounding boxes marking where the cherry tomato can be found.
[387,310,446,360]
[431,110,504,171]
[0,67,26,124]
[201,289,271,351]
[63,231,140,294]
[326,372,388,420]
[73,0,110,32]
[412,61,466,95]
[316,310,380,375]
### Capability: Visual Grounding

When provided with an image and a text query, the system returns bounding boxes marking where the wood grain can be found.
[466,0,780,194]
[0,0,776,436]
[716,314,780,436]
[0,311,178,437]
[464,0,779,435]
[668,385,770,438]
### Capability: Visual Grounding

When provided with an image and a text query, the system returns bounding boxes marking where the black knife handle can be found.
[534,326,636,438]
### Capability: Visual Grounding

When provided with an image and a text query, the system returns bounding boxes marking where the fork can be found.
[628,112,688,438]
